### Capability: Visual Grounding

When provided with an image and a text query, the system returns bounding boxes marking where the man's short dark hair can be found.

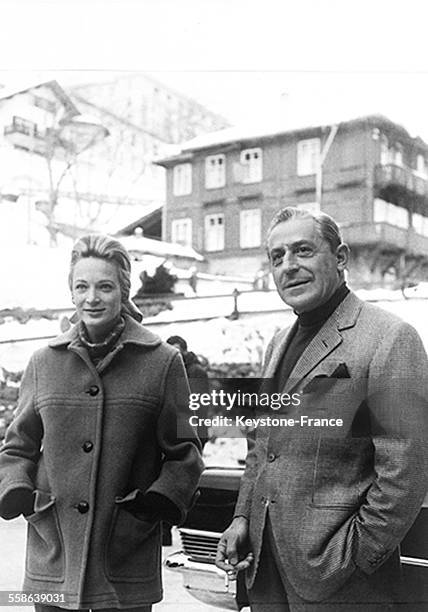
[166,335,188,352]
[267,207,343,253]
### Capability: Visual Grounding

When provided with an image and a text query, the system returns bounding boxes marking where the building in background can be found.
[156,114,428,288]
[68,72,228,145]
[0,74,229,248]
[0,80,100,247]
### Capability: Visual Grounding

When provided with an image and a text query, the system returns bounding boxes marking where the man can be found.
[216,207,428,611]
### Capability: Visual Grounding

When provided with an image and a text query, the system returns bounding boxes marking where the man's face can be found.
[267,217,345,313]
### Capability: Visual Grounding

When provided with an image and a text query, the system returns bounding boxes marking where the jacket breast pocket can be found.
[25,490,64,581]
[105,488,161,582]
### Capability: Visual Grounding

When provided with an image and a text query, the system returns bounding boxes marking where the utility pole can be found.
[316,124,339,209]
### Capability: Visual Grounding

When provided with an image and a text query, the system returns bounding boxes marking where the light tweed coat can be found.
[235,292,428,602]
[0,315,203,609]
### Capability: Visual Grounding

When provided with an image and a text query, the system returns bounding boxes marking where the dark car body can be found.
[166,466,428,610]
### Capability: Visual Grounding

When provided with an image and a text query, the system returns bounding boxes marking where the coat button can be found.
[76,501,89,514]
[87,385,99,396]
[82,441,93,453]
[268,452,276,462]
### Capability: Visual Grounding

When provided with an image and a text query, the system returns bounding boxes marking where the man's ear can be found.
[335,243,349,272]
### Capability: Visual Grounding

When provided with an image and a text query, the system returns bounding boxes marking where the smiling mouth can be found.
[284,280,311,289]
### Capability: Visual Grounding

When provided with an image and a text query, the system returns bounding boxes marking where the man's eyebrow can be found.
[269,239,316,252]
[73,278,115,283]
[292,239,316,247]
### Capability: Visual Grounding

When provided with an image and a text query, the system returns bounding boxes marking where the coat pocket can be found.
[311,439,365,508]
[25,490,64,582]
[105,488,161,582]
[294,505,358,599]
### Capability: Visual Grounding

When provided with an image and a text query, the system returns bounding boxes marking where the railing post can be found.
[230,288,240,320]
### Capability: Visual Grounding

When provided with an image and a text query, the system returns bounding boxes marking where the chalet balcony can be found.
[374,164,428,200]
[341,221,428,257]
[4,118,47,155]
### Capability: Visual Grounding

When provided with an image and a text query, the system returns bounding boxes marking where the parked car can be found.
[165,465,428,610]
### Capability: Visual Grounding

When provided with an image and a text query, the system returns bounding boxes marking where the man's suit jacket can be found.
[235,291,428,602]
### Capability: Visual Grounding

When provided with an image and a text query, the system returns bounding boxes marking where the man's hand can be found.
[215,516,254,573]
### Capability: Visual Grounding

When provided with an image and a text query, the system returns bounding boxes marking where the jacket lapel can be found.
[263,322,298,379]
[283,324,342,394]
[277,292,363,394]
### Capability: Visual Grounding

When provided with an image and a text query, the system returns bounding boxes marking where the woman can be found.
[0,234,203,611]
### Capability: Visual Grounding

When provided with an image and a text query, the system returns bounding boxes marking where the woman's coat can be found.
[0,315,204,609]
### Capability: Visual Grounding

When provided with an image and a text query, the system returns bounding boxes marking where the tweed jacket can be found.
[0,315,204,609]
[234,292,428,601]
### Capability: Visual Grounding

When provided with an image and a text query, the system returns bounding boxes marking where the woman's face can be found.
[71,257,122,342]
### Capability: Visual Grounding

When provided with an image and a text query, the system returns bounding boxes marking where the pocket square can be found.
[301,362,350,394]
[330,362,350,379]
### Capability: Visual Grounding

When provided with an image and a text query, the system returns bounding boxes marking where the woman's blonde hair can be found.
[69,233,142,322]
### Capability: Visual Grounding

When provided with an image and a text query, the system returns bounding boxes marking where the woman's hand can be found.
[2,487,34,519]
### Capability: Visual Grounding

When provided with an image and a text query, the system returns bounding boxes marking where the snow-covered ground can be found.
[0,294,427,373]
[1,286,427,468]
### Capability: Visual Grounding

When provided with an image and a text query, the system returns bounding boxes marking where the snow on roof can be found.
[120,235,204,261]
[156,113,426,162]
[110,202,163,235]
[0,80,79,115]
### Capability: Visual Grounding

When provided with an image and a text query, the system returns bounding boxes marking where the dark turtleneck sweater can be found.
[273,282,350,391]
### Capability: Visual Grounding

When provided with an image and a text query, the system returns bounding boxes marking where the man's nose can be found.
[281,250,299,273]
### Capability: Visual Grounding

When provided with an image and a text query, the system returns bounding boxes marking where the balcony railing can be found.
[374,164,428,198]
[341,221,428,257]
[4,121,45,139]
[4,118,47,154]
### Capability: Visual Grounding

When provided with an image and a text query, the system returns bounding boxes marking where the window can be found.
[393,144,403,167]
[240,209,261,248]
[415,154,427,177]
[380,135,390,166]
[297,138,320,176]
[11,116,36,136]
[374,198,409,229]
[240,148,262,183]
[171,218,192,247]
[173,163,192,196]
[33,96,56,113]
[379,136,404,167]
[413,213,428,237]
[205,154,226,189]
[205,214,224,251]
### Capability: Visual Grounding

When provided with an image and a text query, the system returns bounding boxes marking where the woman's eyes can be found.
[74,283,114,291]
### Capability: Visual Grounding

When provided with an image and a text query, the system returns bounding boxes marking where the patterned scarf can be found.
[78,316,126,365]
